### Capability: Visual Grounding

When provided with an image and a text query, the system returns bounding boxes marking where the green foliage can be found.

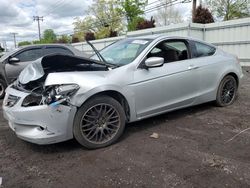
[18,41,32,47]
[207,0,250,21]
[127,17,144,31]
[73,0,123,40]
[119,0,147,23]
[42,29,57,43]
[33,40,42,44]
[193,5,214,24]
[56,35,71,43]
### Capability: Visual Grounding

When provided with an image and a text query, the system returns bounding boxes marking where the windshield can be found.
[91,38,152,66]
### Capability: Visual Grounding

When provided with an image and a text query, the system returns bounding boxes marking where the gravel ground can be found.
[0,67,250,188]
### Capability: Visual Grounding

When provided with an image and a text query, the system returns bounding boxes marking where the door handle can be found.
[188,65,199,70]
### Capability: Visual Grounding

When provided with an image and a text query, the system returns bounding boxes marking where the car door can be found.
[131,39,200,119]
[189,41,220,100]
[5,47,43,82]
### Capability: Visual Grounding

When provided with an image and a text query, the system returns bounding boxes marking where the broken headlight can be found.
[43,84,79,105]
[5,95,21,107]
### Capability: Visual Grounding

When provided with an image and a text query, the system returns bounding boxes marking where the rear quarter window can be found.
[193,41,216,58]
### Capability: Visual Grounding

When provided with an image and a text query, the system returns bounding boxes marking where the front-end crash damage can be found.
[14,54,108,107]
[3,54,109,144]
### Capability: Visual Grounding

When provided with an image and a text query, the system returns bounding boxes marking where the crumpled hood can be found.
[18,54,106,85]
[18,58,44,84]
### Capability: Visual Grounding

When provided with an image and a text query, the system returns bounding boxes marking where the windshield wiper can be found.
[86,40,118,68]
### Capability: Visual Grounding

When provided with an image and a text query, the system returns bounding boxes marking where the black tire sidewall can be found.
[216,75,237,107]
[73,95,126,149]
[0,78,7,99]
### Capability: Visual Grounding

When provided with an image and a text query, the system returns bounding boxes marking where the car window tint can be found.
[148,40,189,63]
[151,47,161,54]
[15,48,43,62]
[44,47,73,56]
[194,42,216,57]
[164,41,187,51]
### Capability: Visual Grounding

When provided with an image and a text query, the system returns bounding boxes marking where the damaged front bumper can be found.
[3,87,77,145]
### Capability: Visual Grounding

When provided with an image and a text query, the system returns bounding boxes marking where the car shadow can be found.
[25,102,215,153]
[120,102,215,140]
[24,139,85,153]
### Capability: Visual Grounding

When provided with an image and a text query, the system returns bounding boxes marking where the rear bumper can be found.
[3,87,77,145]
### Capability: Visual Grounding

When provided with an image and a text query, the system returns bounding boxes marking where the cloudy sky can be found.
[0,0,192,49]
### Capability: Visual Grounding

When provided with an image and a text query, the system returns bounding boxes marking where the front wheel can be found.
[73,96,126,149]
[216,75,237,107]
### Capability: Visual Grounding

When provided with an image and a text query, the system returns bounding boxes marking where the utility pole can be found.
[10,32,18,48]
[33,16,43,41]
[192,0,197,22]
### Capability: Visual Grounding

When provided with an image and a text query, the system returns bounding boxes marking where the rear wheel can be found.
[216,75,237,107]
[0,78,7,99]
[73,96,126,149]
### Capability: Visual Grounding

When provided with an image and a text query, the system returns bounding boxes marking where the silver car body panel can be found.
[2,35,244,144]
[3,87,77,144]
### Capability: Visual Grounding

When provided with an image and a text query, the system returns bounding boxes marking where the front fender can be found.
[70,85,137,122]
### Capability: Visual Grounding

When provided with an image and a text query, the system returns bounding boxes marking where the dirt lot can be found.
[0,67,250,188]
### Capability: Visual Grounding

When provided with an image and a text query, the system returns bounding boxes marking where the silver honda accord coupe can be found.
[3,35,243,149]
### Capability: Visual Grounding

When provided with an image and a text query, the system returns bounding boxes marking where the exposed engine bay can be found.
[11,54,109,107]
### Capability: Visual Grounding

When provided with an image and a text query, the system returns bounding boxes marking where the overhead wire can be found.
[34,0,192,37]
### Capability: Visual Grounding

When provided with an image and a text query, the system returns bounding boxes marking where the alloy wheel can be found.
[220,78,236,105]
[80,103,121,144]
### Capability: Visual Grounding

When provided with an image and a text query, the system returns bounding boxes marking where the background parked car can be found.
[0,44,86,98]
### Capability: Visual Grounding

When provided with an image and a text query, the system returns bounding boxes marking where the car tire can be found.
[216,75,237,107]
[0,78,7,99]
[73,95,126,149]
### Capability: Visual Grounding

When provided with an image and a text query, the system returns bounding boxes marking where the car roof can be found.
[132,34,193,40]
[131,34,216,48]
[0,44,87,61]
[19,43,73,48]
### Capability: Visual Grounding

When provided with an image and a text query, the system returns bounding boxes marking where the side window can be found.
[44,47,73,56]
[147,40,189,63]
[194,42,216,57]
[15,48,43,62]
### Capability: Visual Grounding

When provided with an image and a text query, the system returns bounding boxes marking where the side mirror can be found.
[9,57,20,64]
[145,57,164,68]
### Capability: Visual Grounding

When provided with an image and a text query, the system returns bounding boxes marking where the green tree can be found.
[18,41,32,47]
[207,0,250,21]
[127,17,144,31]
[33,40,41,44]
[119,0,147,23]
[73,0,123,40]
[56,35,71,43]
[42,29,57,43]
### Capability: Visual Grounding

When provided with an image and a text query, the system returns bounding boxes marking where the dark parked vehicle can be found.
[0,44,85,98]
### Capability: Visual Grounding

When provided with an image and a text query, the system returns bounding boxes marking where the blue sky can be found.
[0,0,192,49]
